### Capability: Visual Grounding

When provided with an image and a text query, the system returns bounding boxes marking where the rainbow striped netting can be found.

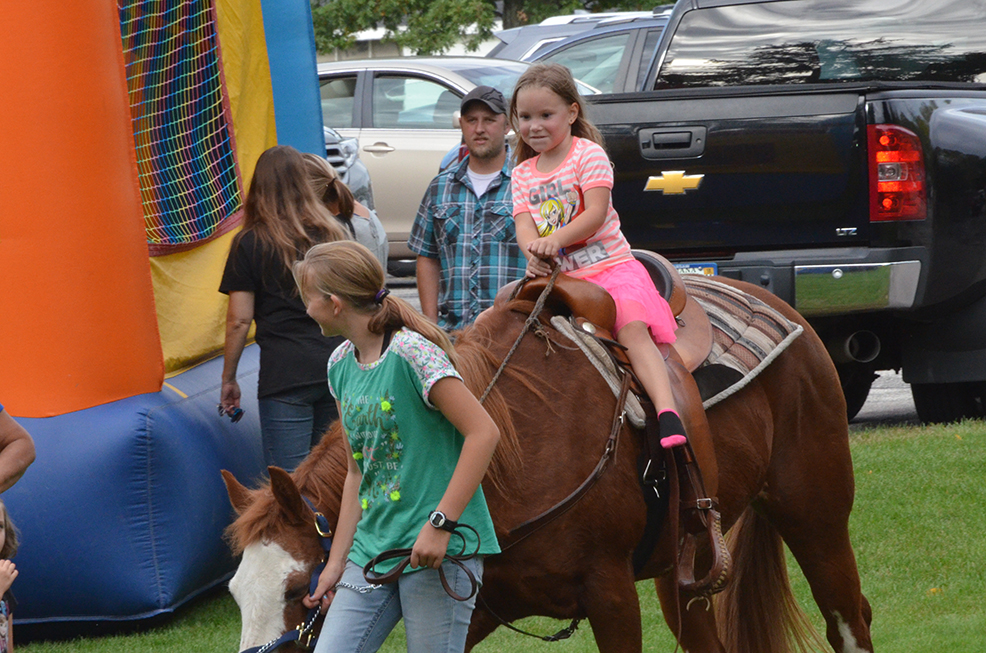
[119,0,242,254]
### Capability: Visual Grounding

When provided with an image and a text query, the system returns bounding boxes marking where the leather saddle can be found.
[495,250,713,371]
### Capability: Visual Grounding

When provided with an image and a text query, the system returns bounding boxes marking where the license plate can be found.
[674,262,718,276]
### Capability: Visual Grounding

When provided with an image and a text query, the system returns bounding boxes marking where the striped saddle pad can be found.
[682,275,804,410]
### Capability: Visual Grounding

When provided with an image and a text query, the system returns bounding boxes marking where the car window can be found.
[320,76,357,128]
[372,75,460,129]
[656,0,986,88]
[441,61,529,100]
[635,28,665,89]
[540,32,631,93]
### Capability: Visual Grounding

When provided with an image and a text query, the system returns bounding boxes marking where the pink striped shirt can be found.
[512,137,633,278]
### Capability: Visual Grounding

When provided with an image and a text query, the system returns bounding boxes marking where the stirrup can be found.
[677,504,730,595]
[671,444,732,595]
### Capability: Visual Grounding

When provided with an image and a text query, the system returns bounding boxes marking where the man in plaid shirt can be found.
[408,86,527,330]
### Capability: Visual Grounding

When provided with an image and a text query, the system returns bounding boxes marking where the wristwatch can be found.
[428,510,458,532]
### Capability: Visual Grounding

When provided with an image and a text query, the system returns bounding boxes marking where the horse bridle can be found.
[239,497,332,653]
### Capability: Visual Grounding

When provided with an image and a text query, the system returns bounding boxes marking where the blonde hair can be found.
[0,499,18,559]
[510,63,604,165]
[293,241,457,366]
[302,152,356,223]
[236,145,349,275]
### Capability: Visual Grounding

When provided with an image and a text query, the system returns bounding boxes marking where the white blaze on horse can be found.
[223,266,873,653]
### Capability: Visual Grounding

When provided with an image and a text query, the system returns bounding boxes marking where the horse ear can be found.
[221,469,253,515]
[269,466,310,525]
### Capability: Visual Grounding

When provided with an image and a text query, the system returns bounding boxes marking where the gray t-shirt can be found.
[340,209,389,269]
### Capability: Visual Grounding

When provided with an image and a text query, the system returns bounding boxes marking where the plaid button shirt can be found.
[408,154,527,331]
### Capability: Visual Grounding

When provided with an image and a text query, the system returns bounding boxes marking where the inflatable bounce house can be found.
[0,0,326,624]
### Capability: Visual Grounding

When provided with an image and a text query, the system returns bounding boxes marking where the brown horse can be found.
[223,276,872,653]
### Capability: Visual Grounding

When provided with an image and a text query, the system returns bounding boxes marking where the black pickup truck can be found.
[590,0,986,422]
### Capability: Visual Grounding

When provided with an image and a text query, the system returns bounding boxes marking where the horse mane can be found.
[224,426,349,555]
[453,318,525,492]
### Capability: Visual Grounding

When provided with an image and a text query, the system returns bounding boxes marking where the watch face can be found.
[430,511,445,528]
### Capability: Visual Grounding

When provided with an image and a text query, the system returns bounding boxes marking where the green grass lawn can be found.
[20,423,986,652]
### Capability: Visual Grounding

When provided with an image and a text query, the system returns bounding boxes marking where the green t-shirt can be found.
[327,328,500,572]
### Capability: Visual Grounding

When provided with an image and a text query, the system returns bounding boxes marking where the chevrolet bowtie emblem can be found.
[644,171,704,195]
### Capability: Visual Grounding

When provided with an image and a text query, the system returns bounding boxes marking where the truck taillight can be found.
[868,125,927,222]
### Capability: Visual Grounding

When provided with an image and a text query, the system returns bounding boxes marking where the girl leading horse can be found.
[224,275,872,653]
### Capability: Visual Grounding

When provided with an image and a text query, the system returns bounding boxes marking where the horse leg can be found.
[582,566,644,653]
[770,507,873,653]
[655,575,726,653]
[763,425,873,652]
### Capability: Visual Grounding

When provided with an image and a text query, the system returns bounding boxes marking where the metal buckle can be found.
[314,512,333,538]
[696,498,714,510]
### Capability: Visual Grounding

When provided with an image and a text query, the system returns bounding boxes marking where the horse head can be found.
[222,425,348,651]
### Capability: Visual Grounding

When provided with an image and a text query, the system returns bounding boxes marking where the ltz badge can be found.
[643,171,704,195]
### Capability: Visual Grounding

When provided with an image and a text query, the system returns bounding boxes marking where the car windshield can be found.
[439,60,599,97]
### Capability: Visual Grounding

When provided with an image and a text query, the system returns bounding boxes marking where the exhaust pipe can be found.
[828,330,881,364]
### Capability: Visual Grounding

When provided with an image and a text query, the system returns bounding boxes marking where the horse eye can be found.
[284,584,309,602]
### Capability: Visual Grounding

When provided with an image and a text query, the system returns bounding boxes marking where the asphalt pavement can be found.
[849,370,919,427]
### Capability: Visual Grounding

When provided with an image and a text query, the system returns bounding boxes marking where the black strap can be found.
[633,399,670,575]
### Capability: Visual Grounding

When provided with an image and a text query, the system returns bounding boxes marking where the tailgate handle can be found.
[639,127,706,160]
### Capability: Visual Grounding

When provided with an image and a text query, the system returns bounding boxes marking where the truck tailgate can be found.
[593,91,867,256]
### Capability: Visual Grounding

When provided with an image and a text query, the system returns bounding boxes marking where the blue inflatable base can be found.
[5,346,265,624]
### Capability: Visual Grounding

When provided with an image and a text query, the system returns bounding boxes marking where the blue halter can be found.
[239,496,333,653]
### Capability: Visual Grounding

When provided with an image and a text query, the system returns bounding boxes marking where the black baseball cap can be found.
[460,85,507,115]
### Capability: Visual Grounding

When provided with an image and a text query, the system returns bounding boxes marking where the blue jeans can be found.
[312,557,484,653]
[258,383,336,472]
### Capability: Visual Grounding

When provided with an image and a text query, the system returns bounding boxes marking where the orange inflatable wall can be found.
[0,1,164,417]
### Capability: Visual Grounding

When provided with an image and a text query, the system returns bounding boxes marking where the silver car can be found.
[323,125,373,210]
[317,56,597,261]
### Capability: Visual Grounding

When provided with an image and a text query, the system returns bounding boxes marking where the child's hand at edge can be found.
[525,256,553,278]
[410,523,453,570]
[527,236,562,260]
[0,560,17,595]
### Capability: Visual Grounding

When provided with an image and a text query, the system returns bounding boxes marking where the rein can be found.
[239,497,332,653]
[479,267,561,403]
[470,268,634,643]
[362,523,482,602]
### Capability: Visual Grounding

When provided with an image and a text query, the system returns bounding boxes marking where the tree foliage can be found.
[311,0,656,55]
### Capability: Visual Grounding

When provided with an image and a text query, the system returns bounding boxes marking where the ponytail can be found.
[369,295,458,368]
[302,152,356,221]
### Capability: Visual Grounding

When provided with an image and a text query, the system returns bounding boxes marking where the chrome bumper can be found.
[794,260,922,316]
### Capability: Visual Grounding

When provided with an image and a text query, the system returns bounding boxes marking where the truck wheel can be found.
[837,363,876,421]
[911,382,985,424]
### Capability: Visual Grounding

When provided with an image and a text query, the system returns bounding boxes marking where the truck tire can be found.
[911,382,985,424]
[837,363,876,422]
